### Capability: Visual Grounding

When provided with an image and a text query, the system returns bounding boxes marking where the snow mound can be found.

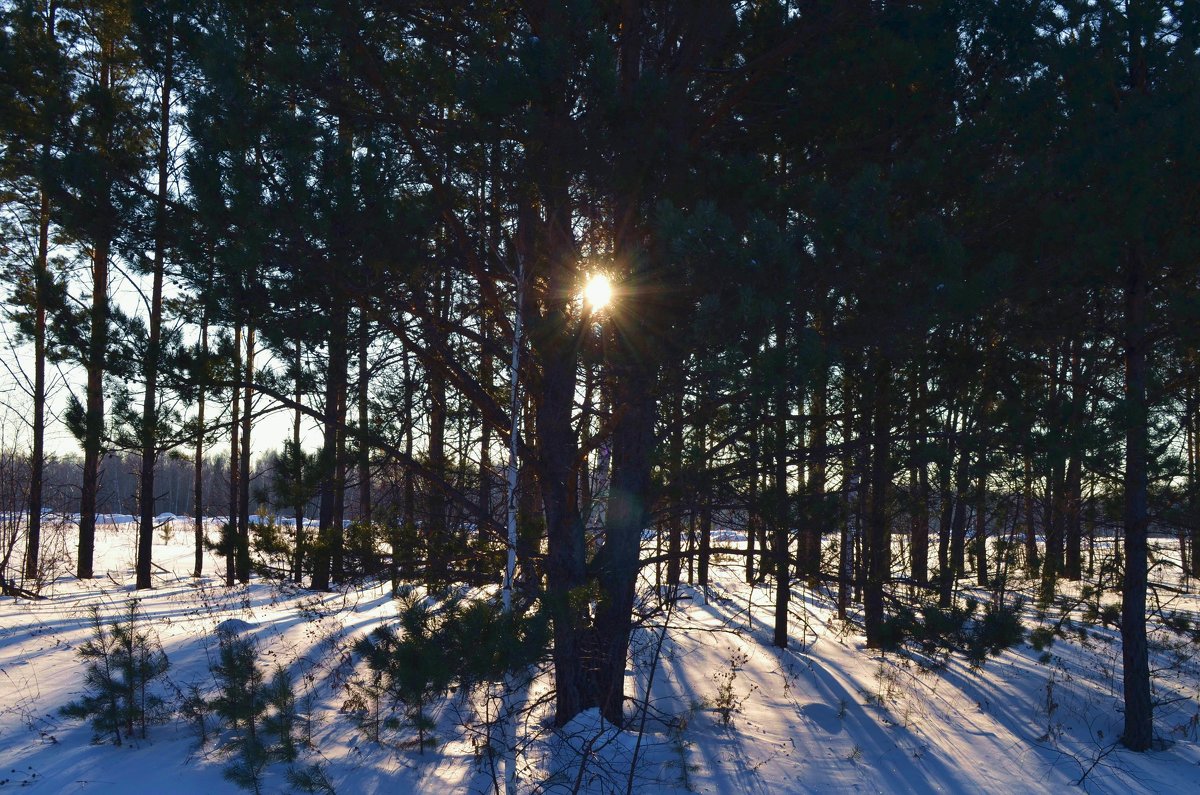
[216,618,256,635]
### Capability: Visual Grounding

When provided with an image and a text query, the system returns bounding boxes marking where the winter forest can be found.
[1,1,1199,793]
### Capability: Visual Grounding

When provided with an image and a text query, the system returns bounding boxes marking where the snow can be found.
[0,520,1198,793]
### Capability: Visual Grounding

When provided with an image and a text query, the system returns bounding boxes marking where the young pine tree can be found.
[60,601,170,744]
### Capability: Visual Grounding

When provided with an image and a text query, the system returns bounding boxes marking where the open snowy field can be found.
[1,520,1198,793]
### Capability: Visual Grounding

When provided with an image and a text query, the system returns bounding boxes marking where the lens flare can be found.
[583,273,613,311]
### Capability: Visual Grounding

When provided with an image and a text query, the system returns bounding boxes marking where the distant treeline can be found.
[8,451,322,520]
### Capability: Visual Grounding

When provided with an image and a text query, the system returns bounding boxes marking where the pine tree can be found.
[210,629,266,738]
[59,601,170,744]
[53,0,148,580]
[0,0,74,583]
[129,0,179,591]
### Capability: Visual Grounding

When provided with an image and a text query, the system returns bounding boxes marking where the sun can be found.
[583,272,613,311]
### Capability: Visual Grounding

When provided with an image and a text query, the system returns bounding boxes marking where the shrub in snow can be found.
[206,520,237,561]
[349,588,456,752]
[878,597,1025,666]
[345,585,549,753]
[286,763,337,794]
[250,518,294,577]
[207,628,306,793]
[59,600,171,745]
[708,649,755,728]
[262,666,299,762]
[179,681,212,747]
[211,630,267,737]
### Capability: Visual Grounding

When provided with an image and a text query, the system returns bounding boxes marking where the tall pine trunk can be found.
[772,319,790,649]
[76,27,118,583]
[804,357,828,581]
[666,385,683,587]
[864,357,891,649]
[331,373,348,583]
[910,373,929,585]
[973,472,987,587]
[746,423,759,584]
[1065,336,1084,581]
[292,342,305,583]
[478,313,493,525]
[1121,251,1152,751]
[77,231,108,581]
[697,382,712,590]
[357,314,371,525]
[593,362,655,724]
[24,180,50,581]
[311,311,345,591]
[136,28,173,591]
[193,315,207,577]
[226,323,241,587]
[236,327,254,583]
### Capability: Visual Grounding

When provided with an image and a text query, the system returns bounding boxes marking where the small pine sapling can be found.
[352,587,457,752]
[126,618,171,738]
[286,763,337,794]
[262,666,298,762]
[179,681,212,747]
[222,734,269,795]
[211,630,266,738]
[60,601,170,744]
[208,630,306,792]
[60,607,124,745]
[210,629,272,793]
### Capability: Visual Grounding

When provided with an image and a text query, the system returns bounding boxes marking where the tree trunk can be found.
[226,323,241,587]
[292,341,305,583]
[193,315,207,577]
[936,414,956,608]
[667,384,683,587]
[837,385,855,620]
[974,470,987,587]
[311,312,344,591]
[76,254,106,577]
[426,277,449,584]
[478,313,493,526]
[331,367,348,583]
[358,313,371,525]
[864,357,891,648]
[401,342,415,579]
[912,462,930,585]
[772,320,790,649]
[136,30,173,591]
[593,364,655,725]
[1042,345,1068,600]
[804,358,827,581]
[1065,336,1084,581]
[578,362,592,519]
[236,327,254,583]
[1121,250,1152,751]
[1183,388,1194,578]
[536,322,586,726]
[746,423,759,584]
[76,33,114,583]
[24,182,50,582]
[698,384,712,591]
[526,211,587,725]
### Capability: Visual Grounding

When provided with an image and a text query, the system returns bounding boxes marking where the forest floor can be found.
[0,519,1198,793]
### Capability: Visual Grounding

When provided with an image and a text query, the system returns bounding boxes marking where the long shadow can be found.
[656,573,1064,794]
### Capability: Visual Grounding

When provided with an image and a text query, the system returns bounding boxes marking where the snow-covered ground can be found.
[1,521,1198,793]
